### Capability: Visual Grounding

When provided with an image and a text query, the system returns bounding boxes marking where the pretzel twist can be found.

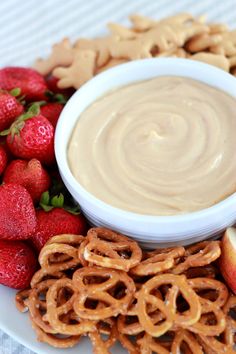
[131,247,184,276]
[73,266,136,320]
[80,228,142,271]
[172,241,221,275]
[46,278,96,335]
[137,274,201,336]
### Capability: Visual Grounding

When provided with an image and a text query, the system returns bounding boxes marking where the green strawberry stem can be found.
[39,190,80,214]
[54,93,67,104]
[45,90,67,104]
[9,88,25,105]
[0,102,40,137]
[51,194,64,208]
[10,88,21,97]
[28,100,47,108]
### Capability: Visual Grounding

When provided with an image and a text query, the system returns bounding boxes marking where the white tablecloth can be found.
[0,0,235,353]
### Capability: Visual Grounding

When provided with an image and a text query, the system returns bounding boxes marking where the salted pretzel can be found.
[15,289,31,313]
[119,332,143,354]
[118,311,164,337]
[165,278,201,328]
[183,264,218,279]
[46,278,96,335]
[197,333,235,354]
[138,332,171,354]
[46,234,85,247]
[117,286,163,336]
[96,318,118,345]
[15,227,236,352]
[188,298,226,336]
[223,295,236,346]
[30,268,66,288]
[187,277,229,307]
[131,246,185,276]
[42,234,85,266]
[38,243,81,273]
[137,274,201,336]
[117,313,142,336]
[172,241,221,275]
[72,266,135,320]
[31,318,81,348]
[171,329,204,354]
[89,321,118,354]
[79,228,142,272]
[27,279,58,334]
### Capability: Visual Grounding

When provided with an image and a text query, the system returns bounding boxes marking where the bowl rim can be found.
[55,57,236,224]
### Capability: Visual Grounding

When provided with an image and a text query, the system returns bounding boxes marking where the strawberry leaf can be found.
[10,88,21,97]
[28,100,47,108]
[40,191,50,206]
[40,191,54,212]
[0,128,10,136]
[28,103,40,116]
[14,103,40,128]
[51,193,64,208]
[40,204,54,212]
[64,205,81,215]
[54,93,67,104]
[45,90,67,104]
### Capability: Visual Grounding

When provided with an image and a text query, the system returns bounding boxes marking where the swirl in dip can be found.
[67,76,236,216]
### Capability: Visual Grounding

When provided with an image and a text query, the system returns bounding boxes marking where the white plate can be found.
[0,1,235,353]
[0,285,126,353]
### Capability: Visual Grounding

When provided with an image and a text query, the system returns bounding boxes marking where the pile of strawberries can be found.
[0,67,87,290]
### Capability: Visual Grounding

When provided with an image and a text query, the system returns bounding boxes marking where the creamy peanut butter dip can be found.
[68,76,236,215]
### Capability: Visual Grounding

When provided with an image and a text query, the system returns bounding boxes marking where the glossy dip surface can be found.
[68,76,236,215]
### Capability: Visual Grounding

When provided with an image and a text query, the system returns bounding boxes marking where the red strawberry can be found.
[0,67,48,102]
[31,208,87,251]
[46,75,75,97]
[40,102,63,128]
[0,145,7,174]
[0,136,14,162]
[0,91,24,131]
[0,240,37,289]
[3,158,51,203]
[6,105,55,165]
[0,183,37,240]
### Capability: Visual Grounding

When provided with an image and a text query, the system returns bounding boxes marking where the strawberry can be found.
[31,208,87,251]
[0,240,37,289]
[0,91,24,131]
[0,145,7,174]
[3,158,51,203]
[0,136,14,162]
[40,102,63,128]
[4,104,55,165]
[0,67,48,102]
[46,75,75,97]
[0,183,37,240]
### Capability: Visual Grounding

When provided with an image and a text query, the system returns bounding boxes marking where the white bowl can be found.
[55,58,236,248]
